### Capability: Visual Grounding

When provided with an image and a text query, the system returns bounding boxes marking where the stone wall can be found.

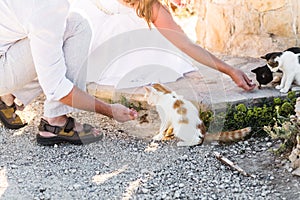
[195,0,300,57]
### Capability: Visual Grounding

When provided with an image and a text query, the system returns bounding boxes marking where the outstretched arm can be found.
[150,2,255,91]
[60,86,138,123]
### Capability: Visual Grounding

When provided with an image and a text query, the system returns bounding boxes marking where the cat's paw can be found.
[152,133,164,141]
[176,141,189,146]
[275,85,282,90]
[177,141,198,147]
[280,88,289,93]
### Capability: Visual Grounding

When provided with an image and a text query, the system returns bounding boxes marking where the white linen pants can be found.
[0,13,91,118]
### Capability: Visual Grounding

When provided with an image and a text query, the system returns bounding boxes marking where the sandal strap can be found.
[38,117,75,135]
[0,100,16,111]
[63,117,74,132]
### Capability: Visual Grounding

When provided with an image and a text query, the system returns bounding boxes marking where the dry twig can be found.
[214,152,256,178]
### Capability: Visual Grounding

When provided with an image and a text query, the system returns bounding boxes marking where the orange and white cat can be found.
[144,83,251,146]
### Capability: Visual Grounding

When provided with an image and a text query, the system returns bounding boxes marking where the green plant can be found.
[222,103,275,134]
[263,119,299,155]
[198,91,299,155]
[199,109,214,129]
[110,96,144,112]
[199,91,298,138]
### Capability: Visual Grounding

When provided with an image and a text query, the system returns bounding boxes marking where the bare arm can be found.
[151,3,255,91]
[60,86,137,122]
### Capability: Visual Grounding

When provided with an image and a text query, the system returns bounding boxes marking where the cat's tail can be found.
[204,127,252,143]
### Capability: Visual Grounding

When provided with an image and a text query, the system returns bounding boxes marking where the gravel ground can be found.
[0,96,300,200]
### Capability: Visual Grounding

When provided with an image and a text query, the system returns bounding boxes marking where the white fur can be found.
[145,87,204,146]
[274,51,300,93]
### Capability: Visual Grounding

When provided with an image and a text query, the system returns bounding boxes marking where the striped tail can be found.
[204,127,252,143]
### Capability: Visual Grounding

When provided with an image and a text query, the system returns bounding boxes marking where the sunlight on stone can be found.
[144,142,159,152]
[17,106,37,125]
[92,165,128,185]
[13,106,38,136]
[122,178,143,200]
[12,129,25,136]
[0,168,8,197]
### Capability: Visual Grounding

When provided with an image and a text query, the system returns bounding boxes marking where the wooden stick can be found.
[214,152,256,178]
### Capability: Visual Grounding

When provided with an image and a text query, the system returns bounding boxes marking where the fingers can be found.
[129,108,138,120]
[242,74,256,91]
[233,70,256,91]
[243,82,256,91]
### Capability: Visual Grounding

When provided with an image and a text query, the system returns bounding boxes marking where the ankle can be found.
[42,115,67,127]
[1,94,15,107]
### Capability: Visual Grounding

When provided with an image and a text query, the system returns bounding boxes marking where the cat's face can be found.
[144,83,174,105]
[261,52,282,72]
[251,65,273,86]
[144,86,160,105]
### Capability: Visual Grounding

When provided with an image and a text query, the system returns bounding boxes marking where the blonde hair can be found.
[123,0,170,27]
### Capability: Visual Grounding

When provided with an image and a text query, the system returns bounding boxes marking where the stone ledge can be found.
[87,56,288,111]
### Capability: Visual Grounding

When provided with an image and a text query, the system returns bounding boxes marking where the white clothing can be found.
[0,11,92,117]
[71,0,196,89]
[0,0,73,101]
[70,0,146,53]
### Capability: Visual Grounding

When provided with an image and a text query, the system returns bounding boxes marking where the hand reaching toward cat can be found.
[111,104,138,122]
[230,68,256,91]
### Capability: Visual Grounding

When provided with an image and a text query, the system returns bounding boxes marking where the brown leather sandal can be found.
[36,117,103,146]
[0,100,27,129]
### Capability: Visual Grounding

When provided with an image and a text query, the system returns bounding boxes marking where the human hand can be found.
[111,104,138,123]
[230,68,256,91]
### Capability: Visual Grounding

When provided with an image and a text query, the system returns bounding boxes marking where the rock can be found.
[174,190,181,198]
[141,188,149,194]
[195,0,299,57]
[1,94,300,199]
[266,142,273,147]
[292,168,300,177]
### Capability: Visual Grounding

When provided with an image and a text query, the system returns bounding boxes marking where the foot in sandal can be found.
[37,116,103,146]
[0,95,27,129]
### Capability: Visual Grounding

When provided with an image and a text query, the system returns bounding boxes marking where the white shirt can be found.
[0,0,73,101]
[70,0,141,53]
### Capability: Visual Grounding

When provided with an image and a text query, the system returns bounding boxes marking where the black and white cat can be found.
[273,51,300,93]
[261,47,300,69]
[251,65,273,89]
[258,47,300,92]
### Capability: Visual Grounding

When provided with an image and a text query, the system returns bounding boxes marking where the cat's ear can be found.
[144,86,151,93]
[251,68,258,73]
[261,55,267,59]
[261,53,272,60]
[152,83,171,94]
